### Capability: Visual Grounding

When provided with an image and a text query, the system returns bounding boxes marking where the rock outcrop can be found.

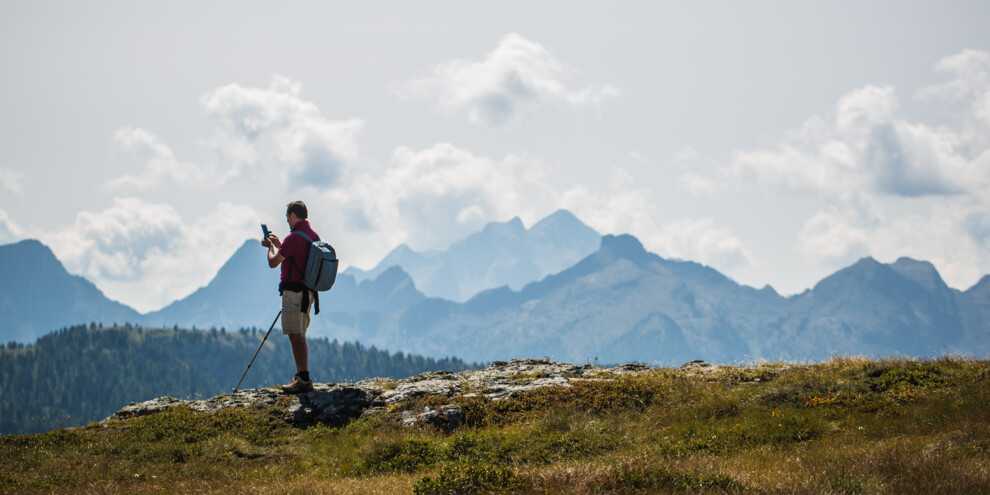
[104,358,776,430]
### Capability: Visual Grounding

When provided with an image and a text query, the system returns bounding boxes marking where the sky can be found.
[2,1,989,312]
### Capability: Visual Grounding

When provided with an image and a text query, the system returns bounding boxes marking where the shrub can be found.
[868,363,948,392]
[413,462,524,494]
[362,439,439,474]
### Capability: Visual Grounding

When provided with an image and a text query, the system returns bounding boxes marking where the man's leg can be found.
[288,333,308,374]
[281,290,313,392]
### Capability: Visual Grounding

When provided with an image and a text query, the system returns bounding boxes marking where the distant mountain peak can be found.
[966,274,990,298]
[890,257,948,294]
[548,208,578,220]
[530,209,597,239]
[599,234,651,266]
[759,284,780,297]
[601,234,646,253]
[853,256,881,268]
[375,265,417,286]
[7,238,46,249]
[479,216,526,237]
[891,257,938,274]
[3,238,58,262]
[809,256,885,294]
[531,209,580,229]
[893,256,930,265]
[390,244,416,256]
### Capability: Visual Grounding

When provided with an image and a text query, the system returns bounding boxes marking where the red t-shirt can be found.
[277,220,320,283]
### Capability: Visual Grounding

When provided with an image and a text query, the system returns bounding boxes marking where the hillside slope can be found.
[0,240,141,343]
[2,357,988,494]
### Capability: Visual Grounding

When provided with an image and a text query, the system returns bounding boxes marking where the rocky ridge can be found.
[104,358,785,431]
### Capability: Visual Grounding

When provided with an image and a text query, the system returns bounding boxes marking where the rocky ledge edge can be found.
[103,358,772,431]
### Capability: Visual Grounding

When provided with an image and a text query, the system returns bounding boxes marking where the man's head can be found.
[286,201,308,228]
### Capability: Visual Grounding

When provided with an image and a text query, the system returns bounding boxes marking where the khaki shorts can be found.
[281,290,314,335]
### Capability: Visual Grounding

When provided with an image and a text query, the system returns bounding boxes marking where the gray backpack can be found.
[290,231,338,292]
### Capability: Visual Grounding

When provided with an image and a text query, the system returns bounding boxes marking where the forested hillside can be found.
[0,324,474,435]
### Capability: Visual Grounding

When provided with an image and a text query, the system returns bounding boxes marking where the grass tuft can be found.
[598,465,748,493]
[413,462,524,494]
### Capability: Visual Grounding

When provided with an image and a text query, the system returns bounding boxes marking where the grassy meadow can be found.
[1,357,988,494]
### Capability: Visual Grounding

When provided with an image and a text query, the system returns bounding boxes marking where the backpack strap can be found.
[288,231,320,315]
[292,231,314,243]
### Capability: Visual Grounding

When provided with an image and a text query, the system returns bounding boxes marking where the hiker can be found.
[261,200,319,393]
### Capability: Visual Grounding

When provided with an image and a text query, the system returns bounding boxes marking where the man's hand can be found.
[268,234,282,249]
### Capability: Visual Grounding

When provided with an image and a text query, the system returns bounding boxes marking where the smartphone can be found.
[261,223,270,239]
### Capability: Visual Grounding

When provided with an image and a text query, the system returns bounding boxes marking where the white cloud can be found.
[916,49,990,153]
[44,197,261,312]
[711,84,975,199]
[0,210,24,241]
[561,167,754,271]
[107,127,211,190]
[915,49,990,101]
[797,199,990,291]
[796,209,872,265]
[675,147,729,195]
[676,50,990,291]
[329,144,752,275]
[0,168,27,196]
[104,75,364,193]
[396,33,619,126]
[872,201,990,290]
[201,75,364,190]
[653,218,755,270]
[561,167,658,239]
[47,197,184,281]
[86,75,367,309]
[335,143,557,251]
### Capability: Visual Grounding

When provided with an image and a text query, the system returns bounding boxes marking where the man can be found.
[261,200,319,393]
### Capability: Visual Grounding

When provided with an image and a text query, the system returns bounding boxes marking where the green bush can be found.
[363,439,439,474]
[414,462,524,494]
[869,364,948,392]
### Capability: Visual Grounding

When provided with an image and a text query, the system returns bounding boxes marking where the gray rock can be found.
[680,360,711,369]
[401,405,465,432]
[102,358,654,430]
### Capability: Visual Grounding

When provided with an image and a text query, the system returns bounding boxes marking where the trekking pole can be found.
[233,310,281,393]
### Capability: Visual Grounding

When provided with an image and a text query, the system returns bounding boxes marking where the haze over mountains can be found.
[2,210,988,363]
[344,209,601,301]
[0,240,141,343]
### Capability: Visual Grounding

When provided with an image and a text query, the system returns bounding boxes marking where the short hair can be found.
[286,201,308,220]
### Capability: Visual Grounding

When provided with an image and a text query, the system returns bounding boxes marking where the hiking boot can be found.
[282,375,314,394]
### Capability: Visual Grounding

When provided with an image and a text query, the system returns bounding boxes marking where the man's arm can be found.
[264,234,285,268]
[268,243,285,268]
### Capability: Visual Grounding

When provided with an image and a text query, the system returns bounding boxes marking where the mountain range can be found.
[2,210,988,363]
[344,209,601,301]
[347,234,990,363]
